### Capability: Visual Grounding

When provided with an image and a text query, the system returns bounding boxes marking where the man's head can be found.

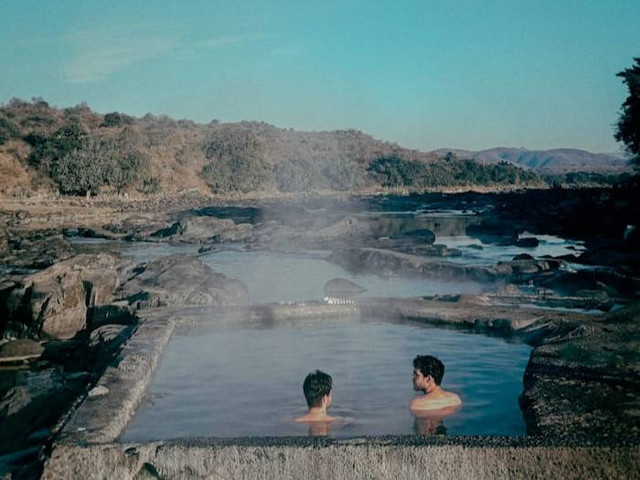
[303,370,332,408]
[412,355,445,391]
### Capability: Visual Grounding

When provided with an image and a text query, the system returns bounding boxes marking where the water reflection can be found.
[411,405,461,435]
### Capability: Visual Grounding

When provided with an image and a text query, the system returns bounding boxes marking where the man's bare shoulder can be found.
[410,392,462,412]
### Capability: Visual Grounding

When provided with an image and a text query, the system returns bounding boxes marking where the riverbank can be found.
[1,187,639,478]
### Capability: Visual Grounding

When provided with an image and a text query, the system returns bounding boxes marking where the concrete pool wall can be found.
[42,302,639,479]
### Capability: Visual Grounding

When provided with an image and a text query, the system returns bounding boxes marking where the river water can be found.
[74,206,586,438]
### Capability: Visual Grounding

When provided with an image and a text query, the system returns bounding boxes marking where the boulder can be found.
[3,254,133,340]
[118,255,249,308]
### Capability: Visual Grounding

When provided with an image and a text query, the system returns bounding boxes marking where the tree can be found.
[615,58,640,168]
[50,135,149,195]
[101,112,134,128]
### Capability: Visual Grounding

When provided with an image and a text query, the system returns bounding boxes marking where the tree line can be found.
[0,78,636,197]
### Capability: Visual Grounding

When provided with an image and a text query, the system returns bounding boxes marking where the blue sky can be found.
[1,1,638,153]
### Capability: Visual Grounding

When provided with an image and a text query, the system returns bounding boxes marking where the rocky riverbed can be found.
[1,187,639,478]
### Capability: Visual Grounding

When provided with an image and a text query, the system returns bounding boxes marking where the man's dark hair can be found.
[302,370,332,408]
[413,355,445,385]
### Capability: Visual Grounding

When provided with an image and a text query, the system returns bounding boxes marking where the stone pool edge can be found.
[43,436,639,479]
[43,301,638,479]
[54,314,176,445]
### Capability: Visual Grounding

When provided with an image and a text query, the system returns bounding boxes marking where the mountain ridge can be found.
[431,147,630,173]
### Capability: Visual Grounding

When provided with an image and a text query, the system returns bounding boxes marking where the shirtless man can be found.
[410,355,462,414]
[295,370,337,428]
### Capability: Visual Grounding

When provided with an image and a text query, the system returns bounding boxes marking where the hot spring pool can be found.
[121,317,531,440]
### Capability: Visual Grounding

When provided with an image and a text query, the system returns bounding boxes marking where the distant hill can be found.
[432,147,631,173]
[0,99,627,196]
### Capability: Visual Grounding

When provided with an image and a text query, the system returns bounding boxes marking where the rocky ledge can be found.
[0,253,249,478]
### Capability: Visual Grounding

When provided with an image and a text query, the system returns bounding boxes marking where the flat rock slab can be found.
[118,254,249,308]
[0,339,44,362]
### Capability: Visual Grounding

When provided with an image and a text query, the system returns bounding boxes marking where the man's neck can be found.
[424,385,443,396]
[308,406,328,416]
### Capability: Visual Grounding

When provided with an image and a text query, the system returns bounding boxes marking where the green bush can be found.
[101,112,134,128]
[0,115,20,145]
[202,155,271,193]
[44,133,148,195]
[28,123,86,173]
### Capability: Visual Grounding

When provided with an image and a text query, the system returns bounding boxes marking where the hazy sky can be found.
[1,1,638,153]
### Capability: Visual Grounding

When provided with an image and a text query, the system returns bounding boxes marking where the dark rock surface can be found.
[541,269,640,301]
[0,367,89,456]
[0,233,75,270]
[519,304,640,437]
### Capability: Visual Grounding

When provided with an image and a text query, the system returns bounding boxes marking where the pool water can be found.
[121,318,531,440]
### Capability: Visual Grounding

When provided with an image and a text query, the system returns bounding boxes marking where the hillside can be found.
[0,99,623,197]
[432,147,630,173]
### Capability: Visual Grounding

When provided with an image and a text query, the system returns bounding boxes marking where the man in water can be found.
[295,370,337,435]
[410,355,462,413]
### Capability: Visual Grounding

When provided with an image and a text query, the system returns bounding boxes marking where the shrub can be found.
[0,115,20,145]
[202,155,271,193]
[201,126,272,193]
